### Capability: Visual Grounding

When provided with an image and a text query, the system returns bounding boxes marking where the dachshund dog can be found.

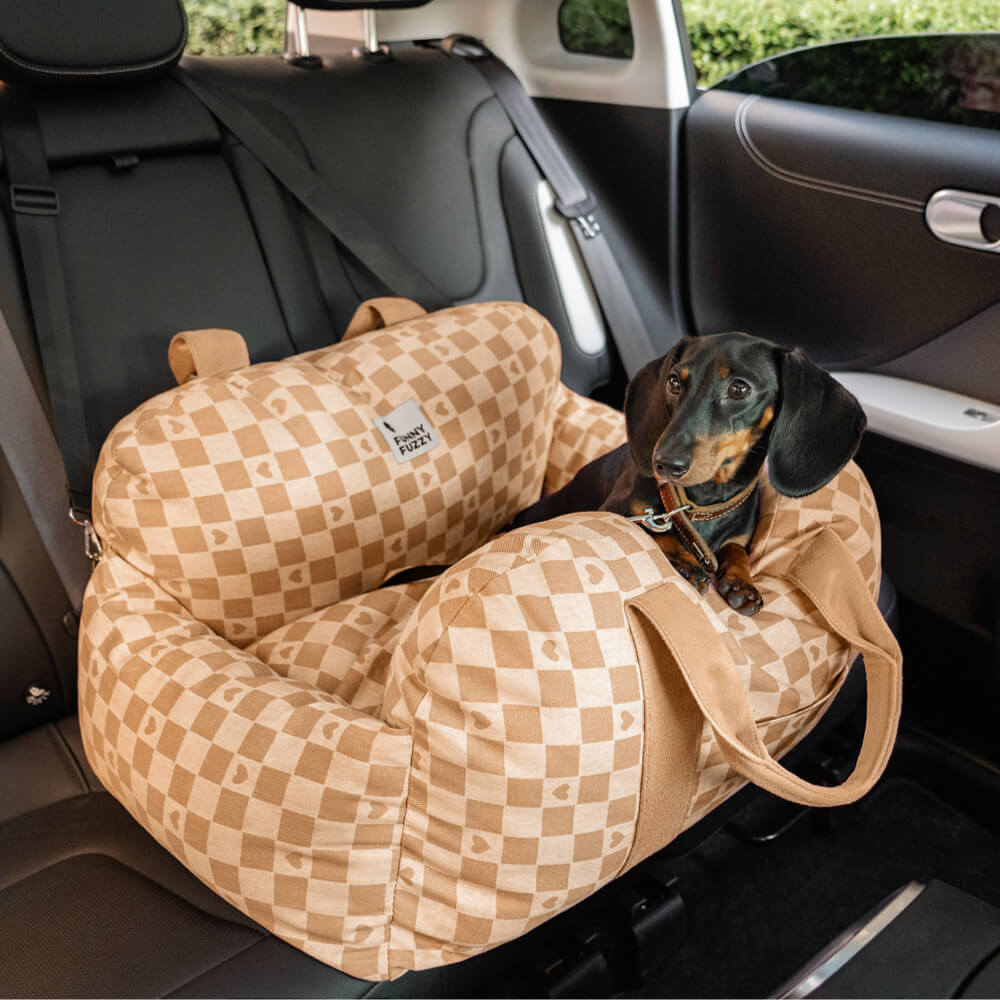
[512,332,866,616]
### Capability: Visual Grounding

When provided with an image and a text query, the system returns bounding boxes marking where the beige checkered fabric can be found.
[543,384,627,494]
[80,300,886,980]
[380,515,665,971]
[79,556,414,979]
[683,460,882,823]
[92,303,561,648]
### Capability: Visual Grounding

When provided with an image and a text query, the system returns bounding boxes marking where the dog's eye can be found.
[666,372,682,395]
[728,379,752,400]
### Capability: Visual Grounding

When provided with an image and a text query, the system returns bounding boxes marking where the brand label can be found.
[374,399,440,464]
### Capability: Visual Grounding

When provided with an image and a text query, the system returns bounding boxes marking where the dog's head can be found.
[624,332,866,497]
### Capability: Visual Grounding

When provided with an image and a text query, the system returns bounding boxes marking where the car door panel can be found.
[681,48,1000,635]
[685,89,1000,389]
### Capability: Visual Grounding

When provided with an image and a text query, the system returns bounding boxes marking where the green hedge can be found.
[685,0,1000,86]
[184,0,1000,90]
[184,0,284,56]
[558,0,634,59]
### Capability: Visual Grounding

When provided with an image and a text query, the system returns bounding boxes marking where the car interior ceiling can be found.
[1,0,1000,997]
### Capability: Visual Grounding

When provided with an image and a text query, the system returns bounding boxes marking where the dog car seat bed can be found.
[79,301,902,980]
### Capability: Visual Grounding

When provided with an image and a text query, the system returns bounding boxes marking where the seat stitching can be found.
[0,1,187,79]
[735,95,924,213]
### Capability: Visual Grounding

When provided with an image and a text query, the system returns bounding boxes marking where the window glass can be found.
[558,0,634,60]
[184,0,284,56]
[716,34,1000,131]
[682,0,1000,89]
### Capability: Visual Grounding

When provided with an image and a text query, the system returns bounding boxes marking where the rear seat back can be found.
[0,3,891,994]
[0,1,612,735]
[26,81,306,450]
[186,48,614,395]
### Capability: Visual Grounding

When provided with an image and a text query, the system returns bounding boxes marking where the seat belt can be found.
[439,35,660,378]
[173,65,452,313]
[0,303,93,613]
[0,86,101,564]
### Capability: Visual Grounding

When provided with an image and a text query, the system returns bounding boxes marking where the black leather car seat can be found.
[0,0,895,995]
[0,1,619,994]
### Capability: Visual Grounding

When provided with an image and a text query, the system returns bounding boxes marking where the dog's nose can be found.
[655,457,690,480]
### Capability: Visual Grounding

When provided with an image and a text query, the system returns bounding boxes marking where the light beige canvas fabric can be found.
[79,301,900,980]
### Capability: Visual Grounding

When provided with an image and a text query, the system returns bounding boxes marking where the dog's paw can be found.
[717,573,764,617]
[669,557,712,596]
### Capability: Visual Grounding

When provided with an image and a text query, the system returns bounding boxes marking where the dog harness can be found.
[630,477,760,573]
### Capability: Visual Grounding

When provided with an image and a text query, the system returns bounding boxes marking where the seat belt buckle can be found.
[10,184,60,216]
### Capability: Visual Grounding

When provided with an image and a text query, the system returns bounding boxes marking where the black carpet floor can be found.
[632,777,1000,998]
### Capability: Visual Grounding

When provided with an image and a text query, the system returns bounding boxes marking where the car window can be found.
[184,0,284,56]
[557,0,634,59]
[714,34,1000,130]
[680,0,1000,88]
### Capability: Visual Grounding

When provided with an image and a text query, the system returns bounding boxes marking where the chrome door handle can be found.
[925,189,1000,251]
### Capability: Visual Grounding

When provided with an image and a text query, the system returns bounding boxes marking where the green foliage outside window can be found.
[558,0,1000,89]
[685,0,1000,87]
[183,0,1000,94]
[184,0,285,56]
[558,0,634,59]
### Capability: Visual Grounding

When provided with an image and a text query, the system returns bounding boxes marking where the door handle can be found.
[925,189,1000,251]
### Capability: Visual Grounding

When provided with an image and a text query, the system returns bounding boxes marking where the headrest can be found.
[0,0,187,86]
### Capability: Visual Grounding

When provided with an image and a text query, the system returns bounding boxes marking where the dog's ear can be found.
[624,350,675,475]
[768,348,867,497]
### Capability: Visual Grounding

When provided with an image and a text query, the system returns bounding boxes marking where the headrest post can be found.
[363,9,378,53]
[295,4,312,57]
[353,8,391,62]
[284,2,322,69]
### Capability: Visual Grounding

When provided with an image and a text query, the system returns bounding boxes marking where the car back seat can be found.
[0,0,891,995]
[0,1,624,993]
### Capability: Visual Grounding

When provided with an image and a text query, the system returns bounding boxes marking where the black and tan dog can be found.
[513,332,866,616]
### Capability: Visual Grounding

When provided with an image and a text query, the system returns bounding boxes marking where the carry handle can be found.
[342,297,427,341]
[627,527,902,807]
[168,329,250,384]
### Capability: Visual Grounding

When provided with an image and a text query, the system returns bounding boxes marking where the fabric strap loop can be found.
[168,328,251,384]
[342,297,427,341]
[627,526,902,807]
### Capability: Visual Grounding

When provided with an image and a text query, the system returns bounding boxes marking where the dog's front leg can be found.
[653,533,713,595]
[716,542,763,617]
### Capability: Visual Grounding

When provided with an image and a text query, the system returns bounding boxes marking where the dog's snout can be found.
[655,457,690,480]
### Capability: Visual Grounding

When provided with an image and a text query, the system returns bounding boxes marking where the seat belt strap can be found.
[173,65,452,313]
[440,35,660,378]
[0,303,93,611]
[0,87,95,520]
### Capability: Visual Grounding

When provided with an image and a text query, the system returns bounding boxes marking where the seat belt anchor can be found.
[69,506,103,565]
[575,212,602,239]
[555,196,602,240]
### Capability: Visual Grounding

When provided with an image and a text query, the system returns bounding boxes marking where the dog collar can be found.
[639,477,760,575]
[662,478,759,523]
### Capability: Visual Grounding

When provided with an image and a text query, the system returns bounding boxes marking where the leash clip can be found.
[69,507,103,565]
[628,504,691,534]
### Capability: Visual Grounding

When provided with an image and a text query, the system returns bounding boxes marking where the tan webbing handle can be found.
[168,329,250,385]
[627,527,902,807]
[342,297,427,341]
